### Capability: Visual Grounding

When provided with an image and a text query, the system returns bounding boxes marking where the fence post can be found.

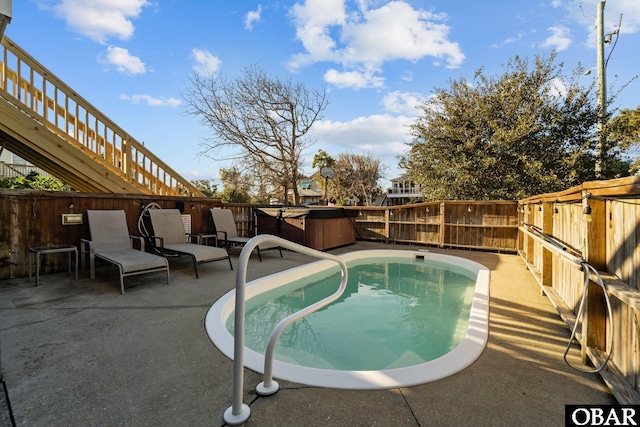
[122,137,132,183]
[384,207,390,243]
[523,204,535,267]
[439,202,446,248]
[541,202,553,292]
[583,192,607,363]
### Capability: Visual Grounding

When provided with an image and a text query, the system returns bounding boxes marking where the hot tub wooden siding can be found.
[255,208,356,251]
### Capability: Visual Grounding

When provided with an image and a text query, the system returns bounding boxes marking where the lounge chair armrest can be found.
[216,230,228,241]
[79,238,94,254]
[151,236,165,248]
[186,233,201,244]
[79,238,95,277]
[150,236,168,256]
[129,235,146,251]
[197,233,219,246]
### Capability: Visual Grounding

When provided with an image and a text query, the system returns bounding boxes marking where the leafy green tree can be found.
[0,171,66,191]
[220,188,251,203]
[219,167,251,203]
[311,150,336,170]
[608,105,640,173]
[401,53,630,201]
[311,150,336,203]
[190,179,219,197]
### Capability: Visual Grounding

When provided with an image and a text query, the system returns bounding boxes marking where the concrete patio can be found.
[0,241,615,426]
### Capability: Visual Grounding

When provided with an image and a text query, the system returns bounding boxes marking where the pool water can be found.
[227,258,476,371]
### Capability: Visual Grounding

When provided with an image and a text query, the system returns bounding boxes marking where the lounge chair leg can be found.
[228,256,233,270]
[119,268,125,294]
[191,255,199,278]
[257,247,262,262]
[90,255,96,280]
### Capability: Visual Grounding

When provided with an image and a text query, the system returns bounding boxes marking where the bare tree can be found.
[184,65,329,205]
[333,153,385,206]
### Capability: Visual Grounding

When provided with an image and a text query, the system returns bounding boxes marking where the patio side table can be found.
[28,245,78,287]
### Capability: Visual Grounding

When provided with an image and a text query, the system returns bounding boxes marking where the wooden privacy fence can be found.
[344,201,519,251]
[1,196,520,279]
[518,175,640,404]
[0,190,222,280]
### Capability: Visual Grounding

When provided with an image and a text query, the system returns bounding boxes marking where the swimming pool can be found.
[205,249,490,390]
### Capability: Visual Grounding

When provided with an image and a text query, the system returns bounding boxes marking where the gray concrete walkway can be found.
[0,242,615,426]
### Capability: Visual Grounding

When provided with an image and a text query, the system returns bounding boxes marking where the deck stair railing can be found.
[219,234,349,425]
[0,36,202,196]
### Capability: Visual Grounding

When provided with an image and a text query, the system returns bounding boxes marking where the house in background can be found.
[287,179,324,205]
[287,176,422,207]
[0,149,51,180]
[379,175,423,206]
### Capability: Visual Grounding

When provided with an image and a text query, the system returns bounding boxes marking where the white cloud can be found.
[381,91,424,115]
[340,2,464,67]
[119,94,182,107]
[49,0,149,44]
[288,0,464,89]
[547,77,568,98]
[306,113,413,180]
[491,31,527,48]
[310,114,412,156]
[289,0,346,67]
[192,48,222,76]
[540,26,572,51]
[401,71,414,82]
[100,46,146,75]
[245,5,262,30]
[324,68,384,88]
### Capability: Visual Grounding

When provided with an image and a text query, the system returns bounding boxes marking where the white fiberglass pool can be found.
[205,249,490,390]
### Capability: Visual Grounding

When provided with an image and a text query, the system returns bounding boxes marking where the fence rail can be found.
[344,201,518,251]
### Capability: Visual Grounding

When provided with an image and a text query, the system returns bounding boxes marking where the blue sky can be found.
[6,0,640,188]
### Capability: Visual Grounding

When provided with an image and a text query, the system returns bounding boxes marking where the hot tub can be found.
[255,207,357,250]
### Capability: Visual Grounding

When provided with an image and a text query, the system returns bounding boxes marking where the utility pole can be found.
[595,1,607,179]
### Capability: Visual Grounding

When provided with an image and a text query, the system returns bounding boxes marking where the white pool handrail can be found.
[224,234,349,426]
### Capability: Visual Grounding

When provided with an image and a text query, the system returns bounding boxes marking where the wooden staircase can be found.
[0,37,203,196]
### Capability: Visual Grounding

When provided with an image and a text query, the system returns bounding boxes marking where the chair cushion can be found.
[97,250,169,274]
[227,236,279,250]
[164,243,229,263]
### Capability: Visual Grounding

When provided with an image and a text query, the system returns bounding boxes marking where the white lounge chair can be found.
[148,209,232,277]
[81,210,170,294]
[210,208,282,261]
